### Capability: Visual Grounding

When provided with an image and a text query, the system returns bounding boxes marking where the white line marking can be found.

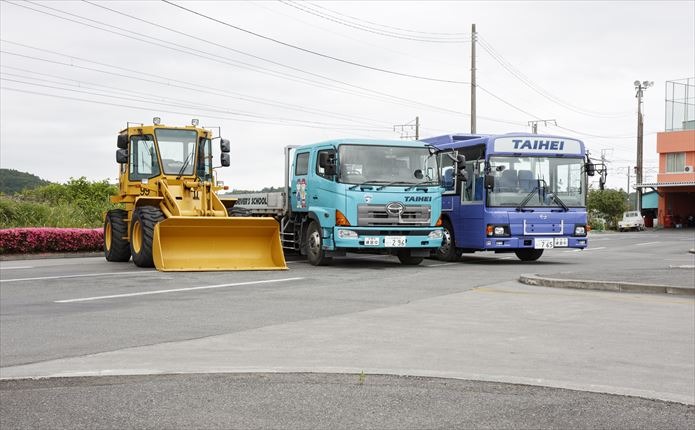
[563,249,582,253]
[500,256,514,260]
[427,263,458,267]
[1,271,158,283]
[582,247,606,251]
[0,266,34,270]
[55,277,305,303]
[635,241,659,246]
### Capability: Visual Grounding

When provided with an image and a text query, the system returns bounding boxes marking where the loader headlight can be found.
[191,118,199,126]
[428,229,443,239]
[337,229,358,239]
[153,117,161,125]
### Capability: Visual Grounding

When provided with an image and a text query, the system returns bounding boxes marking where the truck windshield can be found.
[488,156,585,208]
[337,144,439,185]
[155,129,198,176]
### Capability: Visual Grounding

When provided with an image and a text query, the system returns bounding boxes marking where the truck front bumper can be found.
[328,227,443,251]
[483,236,588,250]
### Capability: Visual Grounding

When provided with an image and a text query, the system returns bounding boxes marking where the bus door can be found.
[458,159,485,248]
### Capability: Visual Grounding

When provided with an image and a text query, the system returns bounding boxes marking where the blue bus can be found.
[422,133,594,261]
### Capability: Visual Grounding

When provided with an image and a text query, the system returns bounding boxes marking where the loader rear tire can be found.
[104,209,130,262]
[306,221,332,266]
[130,206,164,268]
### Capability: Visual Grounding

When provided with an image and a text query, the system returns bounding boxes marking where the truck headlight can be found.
[337,229,358,239]
[428,229,443,239]
[574,225,586,236]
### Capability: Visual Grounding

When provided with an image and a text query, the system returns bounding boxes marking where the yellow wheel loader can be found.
[103,119,286,271]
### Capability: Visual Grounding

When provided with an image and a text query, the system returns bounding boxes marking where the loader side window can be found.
[129,135,160,181]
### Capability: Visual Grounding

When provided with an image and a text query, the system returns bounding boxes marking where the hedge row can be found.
[0,228,103,254]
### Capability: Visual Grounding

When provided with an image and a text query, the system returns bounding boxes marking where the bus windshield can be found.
[488,156,585,208]
[338,145,439,186]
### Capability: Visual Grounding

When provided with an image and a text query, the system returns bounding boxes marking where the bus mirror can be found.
[485,174,494,190]
[220,153,230,167]
[117,134,128,149]
[116,148,128,164]
[585,162,596,176]
[220,139,230,153]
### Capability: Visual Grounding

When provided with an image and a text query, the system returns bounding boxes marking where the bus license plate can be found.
[534,238,554,249]
[384,236,407,247]
[364,237,380,246]
[554,237,568,247]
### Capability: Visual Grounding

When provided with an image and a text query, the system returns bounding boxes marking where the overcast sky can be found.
[1,0,693,191]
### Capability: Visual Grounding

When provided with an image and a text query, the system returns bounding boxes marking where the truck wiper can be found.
[405,181,438,191]
[376,181,417,190]
[348,180,384,190]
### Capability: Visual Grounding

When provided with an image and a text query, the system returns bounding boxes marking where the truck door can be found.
[313,146,338,212]
[290,150,310,212]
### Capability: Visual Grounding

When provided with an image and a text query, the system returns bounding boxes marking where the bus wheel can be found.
[436,220,459,262]
[397,249,423,265]
[514,249,544,262]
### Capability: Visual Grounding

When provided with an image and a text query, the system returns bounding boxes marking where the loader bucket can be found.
[152,217,287,271]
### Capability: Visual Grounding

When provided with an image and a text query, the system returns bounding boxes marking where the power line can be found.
[162,0,469,84]
[278,1,469,43]
[477,36,632,119]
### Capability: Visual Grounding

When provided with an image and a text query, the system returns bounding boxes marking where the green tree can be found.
[587,189,628,229]
[0,169,50,194]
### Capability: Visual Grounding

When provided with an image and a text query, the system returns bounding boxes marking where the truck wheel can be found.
[104,209,130,262]
[397,249,424,265]
[130,206,164,268]
[514,249,543,262]
[306,221,332,266]
[436,219,459,262]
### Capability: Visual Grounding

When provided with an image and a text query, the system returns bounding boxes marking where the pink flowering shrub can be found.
[0,228,103,254]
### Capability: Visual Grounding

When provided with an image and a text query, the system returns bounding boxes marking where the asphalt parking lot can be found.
[1,229,694,428]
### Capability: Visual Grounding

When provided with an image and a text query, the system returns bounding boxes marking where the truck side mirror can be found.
[220,153,230,167]
[116,148,128,164]
[220,139,230,153]
[319,152,336,176]
[485,174,494,190]
[117,134,128,149]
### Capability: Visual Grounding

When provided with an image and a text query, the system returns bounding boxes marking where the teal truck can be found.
[230,139,447,265]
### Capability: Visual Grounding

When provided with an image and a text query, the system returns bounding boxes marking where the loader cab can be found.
[118,126,218,183]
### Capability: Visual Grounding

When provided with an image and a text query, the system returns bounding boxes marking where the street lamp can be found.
[634,80,653,213]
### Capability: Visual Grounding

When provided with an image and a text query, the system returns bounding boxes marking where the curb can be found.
[519,274,695,296]
[0,252,102,262]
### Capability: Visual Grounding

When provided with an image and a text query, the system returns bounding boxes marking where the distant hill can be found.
[0,169,51,195]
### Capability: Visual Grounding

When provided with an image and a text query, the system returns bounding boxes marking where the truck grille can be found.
[357,204,431,226]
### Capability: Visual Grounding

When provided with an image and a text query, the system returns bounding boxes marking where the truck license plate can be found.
[553,237,568,247]
[534,238,554,249]
[364,237,380,246]
[384,236,407,247]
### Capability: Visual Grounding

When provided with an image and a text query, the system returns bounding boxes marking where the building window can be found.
[666,152,685,172]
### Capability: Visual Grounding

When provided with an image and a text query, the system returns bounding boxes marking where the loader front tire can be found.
[306,221,332,266]
[104,209,130,262]
[130,206,164,268]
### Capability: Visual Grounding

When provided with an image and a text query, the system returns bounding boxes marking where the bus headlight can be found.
[428,229,443,239]
[337,229,358,239]
[486,224,510,237]
[574,225,587,236]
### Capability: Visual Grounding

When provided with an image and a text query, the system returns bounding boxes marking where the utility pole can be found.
[627,165,631,208]
[471,23,476,134]
[634,80,653,214]
[527,119,557,134]
[393,116,419,140]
